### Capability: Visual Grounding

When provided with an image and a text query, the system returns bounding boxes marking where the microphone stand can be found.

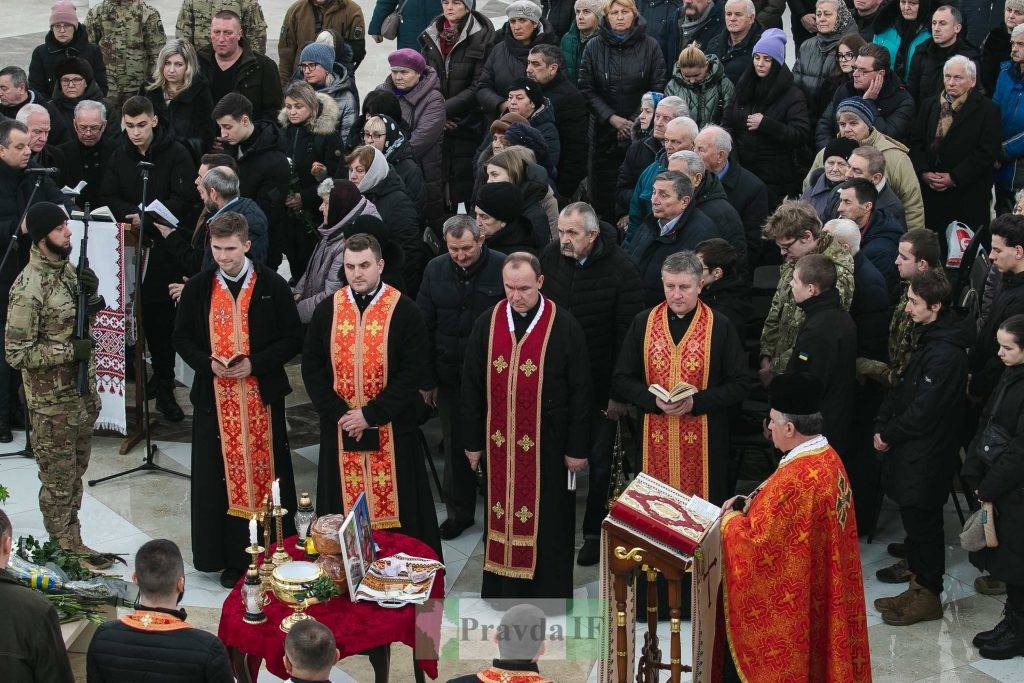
[89,161,188,485]
[0,172,45,459]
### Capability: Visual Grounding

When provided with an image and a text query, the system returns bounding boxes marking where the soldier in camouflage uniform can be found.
[176,0,268,56]
[758,200,855,382]
[86,0,166,109]
[5,202,111,570]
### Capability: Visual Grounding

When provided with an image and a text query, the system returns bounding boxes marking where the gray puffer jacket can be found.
[792,19,858,121]
[663,55,734,127]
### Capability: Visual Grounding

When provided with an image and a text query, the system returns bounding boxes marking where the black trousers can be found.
[589,125,628,221]
[582,413,617,538]
[1008,583,1024,616]
[900,504,945,596]
[437,381,477,523]
[143,298,176,386]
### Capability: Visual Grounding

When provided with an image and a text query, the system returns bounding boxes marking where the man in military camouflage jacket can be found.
[5,202,111,570]
[86,0,167,108]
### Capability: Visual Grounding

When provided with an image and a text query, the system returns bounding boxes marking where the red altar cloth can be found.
[217,531,443,680]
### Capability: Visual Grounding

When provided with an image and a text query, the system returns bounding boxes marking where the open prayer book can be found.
[609,473,722,556]
[70,205,115,221]
[210,353,247,369]
[648,382,698,403]
[61,180,87,196]
[141,199,179,227]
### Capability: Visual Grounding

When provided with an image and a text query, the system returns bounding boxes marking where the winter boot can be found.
[880,579,943,626]
[978,614,1024,660]
[155,382,184,422]
[876,559,912,583]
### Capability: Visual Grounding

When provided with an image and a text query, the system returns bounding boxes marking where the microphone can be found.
[137,161,154,169]
[27,167,59,174]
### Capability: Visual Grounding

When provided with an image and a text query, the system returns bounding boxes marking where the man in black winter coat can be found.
[213,93,290,271]
[87,539,233,682]
[906,6,980,101]
[527,45,589,201]
[816,44,916,149]
[615,95,689,224]
[706,2,762,84]
[99,96,200,423]
[198,12,282,121]
[0,119,69,440]
[625,171,718,305]
[874,269,970,626]
[56,99,115,211]
[837,178,905,299]
[787,254,858,461]
[695,237,751,333]
[0,66,69,146]
[540,202,644,565]
[676,0,726,55]
[417,216,506,540]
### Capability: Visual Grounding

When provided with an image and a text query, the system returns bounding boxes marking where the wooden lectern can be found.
[603,519,692,683]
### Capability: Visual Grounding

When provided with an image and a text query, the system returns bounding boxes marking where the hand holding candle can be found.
[272,479,281,507]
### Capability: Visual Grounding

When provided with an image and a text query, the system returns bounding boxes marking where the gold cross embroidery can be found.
[683,431,697,445]
[652,431,664,444]
[519,358,538,377]
[836,472,852,529]
[490,430,506,447]
[517,434,535,452]
[344,471,363,490]
[339,319,354,336]
[492,356,508,373]
[366,320,383,336]
[492,502,505,519]
[515,506,534,523]
[684,357,699,372]
[373,470,390,488]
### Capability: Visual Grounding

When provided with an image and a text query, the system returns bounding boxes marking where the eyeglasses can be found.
[852,67,877,75]
[364,132,386,140]
[60,76,85,85]
[837,51,855,61]
[777,238,799,254]
[298,62,321,72]
[75,124,104,134]
[52,23,75,31]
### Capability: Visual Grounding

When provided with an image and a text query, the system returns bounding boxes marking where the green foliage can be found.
[0,483,8,502]
[20,535,98,581]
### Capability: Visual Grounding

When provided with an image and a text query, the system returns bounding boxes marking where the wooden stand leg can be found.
[643,567,661,682]
[366,644,391,683]
[667,578,683,683]
[613,570,628,683]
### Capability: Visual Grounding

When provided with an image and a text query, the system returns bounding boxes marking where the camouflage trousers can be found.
[31,397,99,544]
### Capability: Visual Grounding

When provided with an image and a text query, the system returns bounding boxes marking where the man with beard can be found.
[57,100,115,211]
[462,252,593,599]
[302,234,442,557]
[172,213,302,588]
[5,202,112,570]
[539,202,643,566]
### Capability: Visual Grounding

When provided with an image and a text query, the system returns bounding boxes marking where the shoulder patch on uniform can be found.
[798,352,809,362]
[353,25,364,39]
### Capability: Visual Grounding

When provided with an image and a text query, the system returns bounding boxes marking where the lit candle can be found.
[271,479,281,507]
[249,516,257,545]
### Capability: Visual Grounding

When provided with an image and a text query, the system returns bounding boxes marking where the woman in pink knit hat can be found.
[28,0,108,97]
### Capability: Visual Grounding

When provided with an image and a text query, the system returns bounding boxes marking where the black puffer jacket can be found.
[416,247,505,387]
[543,0,575,38]
[485,216,538,254]
[278,93,346,212]
[227,121,291,267]
[363,168,424,289]
[624,205,718,306]
[519,162,556,249]
[579,17,667,124]
[972,270,1024,399]
[616,135,661,218]
[699,272,751,333]
[693,173,747,272]
[906,36,980,102]
[540,70,589,199]
[963,364,1024,585]
[877,309,972,509]
[140,75,216,161]
[50,78,117,135]
[476,24,558,118]
[981,24,1009,96]
[540,225,644,404]
[387,138,427,213]
[28,24,108,96]
[719,157,771,262]
[815,73,916,148]
[722,61,810,198]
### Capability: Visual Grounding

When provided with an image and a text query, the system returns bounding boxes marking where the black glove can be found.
[72,338,93,361]
[78,266,99,299]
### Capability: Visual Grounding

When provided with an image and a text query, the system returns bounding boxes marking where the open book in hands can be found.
[648,382,698,403]
[211,353,247,369]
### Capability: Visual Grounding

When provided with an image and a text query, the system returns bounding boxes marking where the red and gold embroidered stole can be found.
[641,300,714,497]
[476,667,552,683]
[120,610,191,632]
[209,271,275,518]
[330,285,402,529]
[484,299,556,580]
[720,444,870,682]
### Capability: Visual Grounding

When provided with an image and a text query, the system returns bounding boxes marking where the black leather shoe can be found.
[220,568,245,589]
[0,417,11,443]
[577,538,600,566]
[438,517,474,540]
[979,619,1024,660]
[974,616,1012,648]
[887,542,906,558]
[155,385,185,422]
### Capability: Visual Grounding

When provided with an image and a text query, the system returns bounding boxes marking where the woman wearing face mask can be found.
[801,136,858,218]
[793,0,858,122]
[562,0,604,85]
[292,178,380,322]
[142,39,215,160]
[962,314,1024,661]
[363,114,426,213]
[872,0,934,81]
[28,0,108,98]
[664,44,734,127]
[722,28,810,202]
[345,145,424,292]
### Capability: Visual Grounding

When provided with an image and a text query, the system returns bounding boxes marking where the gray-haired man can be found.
[57,100,114,210]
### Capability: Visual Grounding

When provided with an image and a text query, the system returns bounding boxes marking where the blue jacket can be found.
[626,150,667,238]
[639,0,685,68]
[369,0,441,50]
[872,26,931,82]
[994,59,1024,192]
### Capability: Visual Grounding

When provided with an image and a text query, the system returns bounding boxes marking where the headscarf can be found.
[357,147,391,193]
[326,179,364,229]
[816,0,854,38]
[377,114,408,159]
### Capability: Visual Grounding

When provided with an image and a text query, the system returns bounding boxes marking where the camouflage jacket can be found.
[886,284,919,386]
[86,0,166,95]
[760,232,856,373]
[176,0,268,55]
[5,245,97,410]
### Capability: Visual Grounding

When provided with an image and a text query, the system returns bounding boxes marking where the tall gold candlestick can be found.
[271,505,290,566]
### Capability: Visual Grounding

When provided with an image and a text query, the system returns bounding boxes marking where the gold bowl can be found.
[271,561,323,632]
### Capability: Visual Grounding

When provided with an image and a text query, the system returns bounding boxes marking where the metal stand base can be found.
[87,441,189,487]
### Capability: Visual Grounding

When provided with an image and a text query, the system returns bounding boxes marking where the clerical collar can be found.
[348,280,385,311]
[780,434,829,466]
[506,295,545,335]
[218,258,251,283]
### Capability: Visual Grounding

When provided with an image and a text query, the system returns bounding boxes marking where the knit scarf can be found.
[933,89,968,150]
[439,16,467,55]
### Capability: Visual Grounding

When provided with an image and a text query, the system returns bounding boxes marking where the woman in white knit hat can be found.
[476,1,556,120]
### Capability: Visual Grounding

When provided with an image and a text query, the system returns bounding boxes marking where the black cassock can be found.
[462,301,593,600]
[301,290,442,559]
[171,264,303,573]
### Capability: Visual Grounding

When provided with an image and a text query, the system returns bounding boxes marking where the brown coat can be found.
[277,0,366,85]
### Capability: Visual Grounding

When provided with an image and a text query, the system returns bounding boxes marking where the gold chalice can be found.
[271,561,323,632]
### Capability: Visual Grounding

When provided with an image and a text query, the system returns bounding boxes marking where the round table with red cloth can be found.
[217,531,443,680]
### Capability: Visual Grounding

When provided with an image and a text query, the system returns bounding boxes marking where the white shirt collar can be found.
[779,434,829,466]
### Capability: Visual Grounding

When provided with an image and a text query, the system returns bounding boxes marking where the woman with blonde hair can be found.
[484,146,558,246]
[664,43,734,127]
[141,39,214,157]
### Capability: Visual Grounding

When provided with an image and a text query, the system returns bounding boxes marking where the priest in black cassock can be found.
[612,249,750,506]
[172,213,302,588]
[462,252,593,600]
[301,233,441,558]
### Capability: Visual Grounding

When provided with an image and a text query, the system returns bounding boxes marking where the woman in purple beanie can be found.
[722,27,811,204]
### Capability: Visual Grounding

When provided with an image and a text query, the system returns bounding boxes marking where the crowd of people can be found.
[2,0,1024,678]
